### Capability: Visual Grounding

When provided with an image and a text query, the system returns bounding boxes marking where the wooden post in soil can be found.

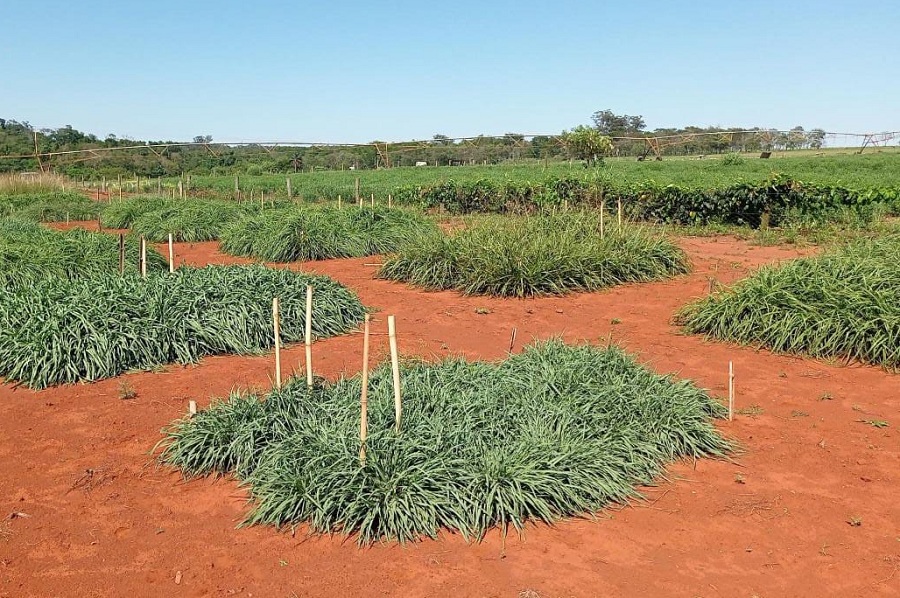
[118,184,123,201]
[508,327,517,353]
[168,233,175,273]
[388,194,393,208]
[728,361,735,421]
[157,177,162,195]
[617,199,623,230]
[188,400,197,416]
[355,178,360,205]
[338,194,342,209]
[96,187,101,201]
[178,180,184,199]
[272,297,282,389]
[286,178,292,199]
[234,175,239,200]
[600,201,605,239]
[388,315,402,432]
[359,314,370,466]
[118,234,125,275]
[304,285,313,388]
[140,236,147,277]
[370,193,374,208]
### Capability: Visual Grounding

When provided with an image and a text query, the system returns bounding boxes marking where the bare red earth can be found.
[1,230,897,597]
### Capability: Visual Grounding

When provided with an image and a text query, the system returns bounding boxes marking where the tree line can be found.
[0,111,829,177]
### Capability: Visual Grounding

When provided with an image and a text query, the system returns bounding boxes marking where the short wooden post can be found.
[286,178,292,198]
[388,193,393,208]
[188,400,197,416]
[140,236,147,277]
[617,199,623,229]
[359,314,370,466]
[370,193,374,208]
[102,176,106,191]
[234,175,239,199]
[305,285,313,388]
[388,315,402,432]
[355,178,360,204]
[728,361,735,421]
[96,188,101,201]
[118,185,123,201]
[178,180,184,199]
[118,234,125,275]
[508,327,517,353]
[272,297,282,389]
[168,233,175,273]
[337,194,342,209]
[157,177,162,195]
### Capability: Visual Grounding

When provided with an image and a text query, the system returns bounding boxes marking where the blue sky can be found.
[2,1,897,143]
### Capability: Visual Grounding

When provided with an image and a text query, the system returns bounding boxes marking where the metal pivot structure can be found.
[857,132,897,154]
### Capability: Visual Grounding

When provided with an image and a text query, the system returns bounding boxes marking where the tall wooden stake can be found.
[272,297,282,389]
[388,194,393,208]
[617,199,623,229]
[388,315,402,432]
[338,194,342,209]
[286,177,292,198]
[355,178,360,204]
[728,361,735,421]
[305,285,313,388]
[508,327,517,353]
[370,193,374,208]
[140,236,147,277]
[600,201,605,239]
[118,233,125,275]
[168,233,175,273]
[359,314,370,466]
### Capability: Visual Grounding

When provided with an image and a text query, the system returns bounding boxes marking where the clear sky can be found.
[2,1,897,143]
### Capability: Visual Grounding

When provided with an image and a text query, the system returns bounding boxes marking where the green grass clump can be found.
[132,200,250,242]
[100,195,171,228]
[221,205,437,262]
[678,235,900,368]
[0,191,100,222]
[0,218,166,286]
[379,212,690,297]
[0,265,365,388]
[157,339,730,544]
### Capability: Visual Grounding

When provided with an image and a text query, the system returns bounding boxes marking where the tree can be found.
[591,109,646,136]
[193,135,213,144]
[807,128,826,150]
[562,126,613,166]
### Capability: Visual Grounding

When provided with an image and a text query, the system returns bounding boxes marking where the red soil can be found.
[1,229,897,597]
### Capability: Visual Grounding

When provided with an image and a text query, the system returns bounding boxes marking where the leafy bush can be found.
[0,265,366,388]
[379,212,689,297]
[103,197,252,241]
[678,235,900,368]
[221,206,437,262]
[157,339,731,544]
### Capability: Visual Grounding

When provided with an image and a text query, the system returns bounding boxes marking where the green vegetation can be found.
[102,197,254,241]
[0,218,166,286]
[678,236,900,368]
[0,191,100,222]
[0,265,365,388]
[221,205,437,262]
[379,212,689,297]
[157,339,731,544]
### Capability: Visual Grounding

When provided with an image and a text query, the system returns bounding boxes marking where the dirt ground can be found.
[1,228,897,597]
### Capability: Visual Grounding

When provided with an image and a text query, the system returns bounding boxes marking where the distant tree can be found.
[562,126,613,166]
[193,135,213,144]
[807,128,826,150]
[431,134,452,146]
[591,109,646,136]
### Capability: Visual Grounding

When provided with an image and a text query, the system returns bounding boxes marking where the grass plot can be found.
[158,339,730,544]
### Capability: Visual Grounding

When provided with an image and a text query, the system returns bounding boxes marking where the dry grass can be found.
[0,172,68,194]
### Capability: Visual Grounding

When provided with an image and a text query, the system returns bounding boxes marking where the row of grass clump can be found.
[101,196,256,242]
[0,191,100,222]
[0,263,366,389]
[157,339,731,544]
[0,218,166,286]
[678,235,900,369]
[378,212,690,297]
[221,205,437,262]
[391,175,900,227]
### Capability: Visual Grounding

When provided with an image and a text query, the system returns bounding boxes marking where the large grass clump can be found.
[102,197,251,241]
[379,212,690,297]
[678,235,900,368]
[157,339,730,544]
[221,205,437,262]
[0,218,166,286]
[0,191,101,221]
[0,265,366,388]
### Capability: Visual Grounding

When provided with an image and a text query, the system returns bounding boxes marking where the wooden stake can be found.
[338,194,342,209]
[273,297,282,389]
[600,201,605,239]
[370,193,374,208]
[188,400,197,416]
[388,194,393,208]
[305,285,313,388]
[286,177,292,198]
[140,236,147,277]
[508,327,517,353]
[168,233,175,273]
[355,177,360,204]
[178,180,184,199]
[157,177,162,195]
[118,185,123,201]
[388,315,402,432]
[234,175,239,199]
[728,361,735,421]
[118,233,125,275]
[359,314,370,466]
[617,199,623,229]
